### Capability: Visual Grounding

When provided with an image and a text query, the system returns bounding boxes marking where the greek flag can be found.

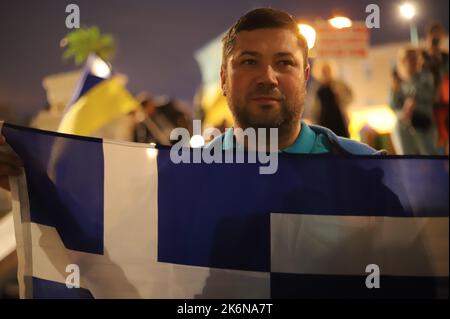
[2,123,448,299]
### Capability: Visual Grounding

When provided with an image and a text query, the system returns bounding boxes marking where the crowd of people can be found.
[390,23,449,155]
[128,22,449,156]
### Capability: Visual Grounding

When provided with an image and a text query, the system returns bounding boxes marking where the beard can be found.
[227,83,306,136]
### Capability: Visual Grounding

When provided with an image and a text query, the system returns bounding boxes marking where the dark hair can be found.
[427,22,445,35]
[222,8,309,69]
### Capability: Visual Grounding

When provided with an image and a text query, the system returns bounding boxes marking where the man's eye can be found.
[278,60,294,66]
[242,59,257,65]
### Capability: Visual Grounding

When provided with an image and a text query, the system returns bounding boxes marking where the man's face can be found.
[221,28,309,132]
[427,30,444,49]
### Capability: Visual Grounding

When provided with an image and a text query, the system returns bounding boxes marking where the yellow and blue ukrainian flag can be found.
[58,54,138,136]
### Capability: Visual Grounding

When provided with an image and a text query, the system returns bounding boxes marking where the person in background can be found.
[133,97,192,145]
[133,96,158,143]
[313,63,352,138]
[421,23,449,153]
[390,47,438,155]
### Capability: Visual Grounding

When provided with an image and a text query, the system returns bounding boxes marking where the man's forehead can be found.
[232,28,301,56]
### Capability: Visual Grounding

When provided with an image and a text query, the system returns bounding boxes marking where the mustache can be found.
[247,84,285,100]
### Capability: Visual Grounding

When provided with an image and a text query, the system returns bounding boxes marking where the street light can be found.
[399,2,416,19]
[298,24,317,49]
[399,2,419,46]
[328,16,352,29]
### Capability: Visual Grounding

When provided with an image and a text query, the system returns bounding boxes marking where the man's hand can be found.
[0,135,23,190]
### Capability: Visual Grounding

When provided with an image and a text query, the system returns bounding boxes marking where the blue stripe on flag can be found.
[270,273,449,299]
[76,73,105,100]
[32,277,94,299]
[157,150,270,272]
[157,149,448,272]
[67,57,107,108]
[4,125,104,254]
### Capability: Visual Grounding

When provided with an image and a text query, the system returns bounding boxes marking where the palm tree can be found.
[61,26,116,65]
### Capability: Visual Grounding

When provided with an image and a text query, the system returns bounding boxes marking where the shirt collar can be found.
[281,121,316,154]
[222,121,316,153]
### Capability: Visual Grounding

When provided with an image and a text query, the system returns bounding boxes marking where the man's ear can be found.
[304,64,311,82]
[220,64,227,96]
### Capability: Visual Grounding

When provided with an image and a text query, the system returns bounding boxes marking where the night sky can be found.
[0,0,448,123]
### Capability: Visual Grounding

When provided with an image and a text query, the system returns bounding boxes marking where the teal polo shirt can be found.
[222,121,331,154]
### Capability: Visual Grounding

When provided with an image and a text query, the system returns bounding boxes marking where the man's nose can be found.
[256,64,278,86]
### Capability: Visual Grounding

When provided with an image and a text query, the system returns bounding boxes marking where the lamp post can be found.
[399,3,419,46]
